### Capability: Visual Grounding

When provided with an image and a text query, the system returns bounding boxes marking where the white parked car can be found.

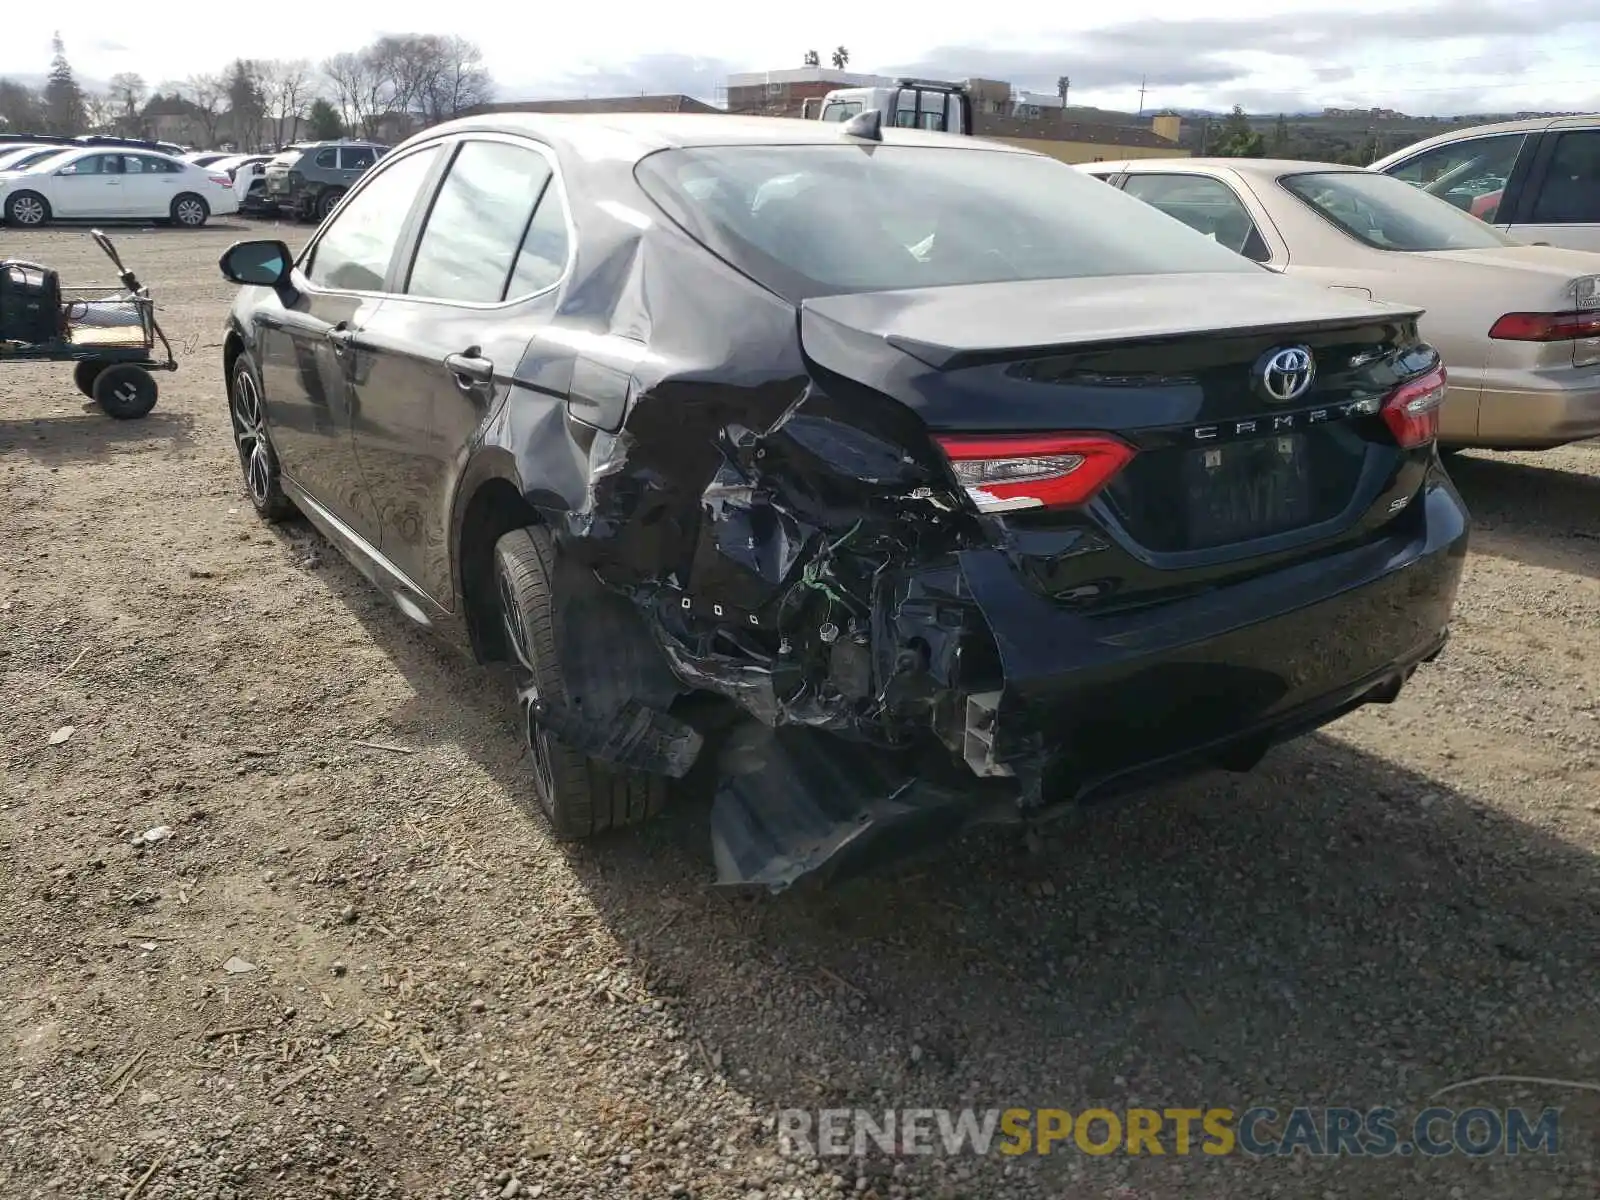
[0,148,239,228]
[0,145,69,172]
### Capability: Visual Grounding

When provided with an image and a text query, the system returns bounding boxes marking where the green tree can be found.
[42,32,87,135]
[224,59,266,149]
[1213,104,1264,157]
[1270,113,1290,155]
[831,46,849,70]
[306,97,343,140]
[0,78,46,131]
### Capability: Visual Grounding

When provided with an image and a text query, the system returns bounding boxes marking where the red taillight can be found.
[1488,311,1600,341]
[208,173,231,187]
[1381,365,1448,449]
[933,433,1135,512]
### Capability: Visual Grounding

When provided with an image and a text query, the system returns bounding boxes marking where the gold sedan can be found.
[1081,158,1600,451]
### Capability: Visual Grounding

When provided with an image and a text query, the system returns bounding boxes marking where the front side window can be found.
[342,147,377,171]
[304,146,440,292]
[635,143,1258,301]
[1121,173,1272,261]
[1280,170,1519,251]
[819,101,862,123]
[406,141,558,304]
[1529,130,1600,224]
[1382,133,1525,220]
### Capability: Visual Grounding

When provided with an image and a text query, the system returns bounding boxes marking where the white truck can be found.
[803,79,973,136]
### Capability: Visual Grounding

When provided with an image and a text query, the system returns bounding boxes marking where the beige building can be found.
[976,112,1188,163]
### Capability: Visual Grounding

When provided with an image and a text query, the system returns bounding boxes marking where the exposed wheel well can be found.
[222,332,245,388]
[459,479,540,663]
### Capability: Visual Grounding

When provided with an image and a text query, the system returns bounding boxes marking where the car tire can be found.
[5,190,50,227]
[92,364,158,420]
[317,188,346,220]
[228,355,294,522]
[492,525,666,840]
[73,360,105,399]
[171,193,209,228]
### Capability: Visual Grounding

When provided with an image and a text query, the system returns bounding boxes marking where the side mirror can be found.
[220,239,292,287]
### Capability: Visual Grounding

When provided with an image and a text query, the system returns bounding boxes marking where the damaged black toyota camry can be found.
[217,112,1468,889]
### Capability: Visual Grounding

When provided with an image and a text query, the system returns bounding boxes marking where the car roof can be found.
[1091,157,1369,178]
[1368,115,1600,170]
[399,112,1034,160]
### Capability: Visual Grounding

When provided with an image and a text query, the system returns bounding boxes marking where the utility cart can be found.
[0,229,176,419]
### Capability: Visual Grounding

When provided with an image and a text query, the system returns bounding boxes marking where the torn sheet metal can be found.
[709,723,1011,892]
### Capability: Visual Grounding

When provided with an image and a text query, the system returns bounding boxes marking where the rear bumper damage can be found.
[557,388,1468,890]
[708,478,1464,889]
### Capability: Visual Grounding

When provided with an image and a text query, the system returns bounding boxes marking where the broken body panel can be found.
[225,116,1469,889]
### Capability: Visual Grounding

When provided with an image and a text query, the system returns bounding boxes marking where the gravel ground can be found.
[2,223,1597,1200]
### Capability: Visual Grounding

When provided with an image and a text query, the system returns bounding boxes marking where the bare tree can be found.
[831,46,849,70]
[259,58,313,148]
[183,73,227,146]
[83,91,116,131]
[108,71,147,134]
[417,35,492,123]
[322,51,383,139]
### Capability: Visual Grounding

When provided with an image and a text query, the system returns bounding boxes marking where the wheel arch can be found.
[222,325,247,388]
[453,450,542,664]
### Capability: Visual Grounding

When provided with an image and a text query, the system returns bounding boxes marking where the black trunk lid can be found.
[798,272,1435,604]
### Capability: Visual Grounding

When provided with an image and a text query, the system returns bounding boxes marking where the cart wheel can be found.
[93,364,159,420]
[73,360,106,399]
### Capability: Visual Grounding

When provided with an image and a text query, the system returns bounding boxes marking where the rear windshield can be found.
[1279,170,1518,252]
[634,143,1258,300]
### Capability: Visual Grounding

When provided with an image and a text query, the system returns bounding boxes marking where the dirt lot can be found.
[2,224,1598,1200]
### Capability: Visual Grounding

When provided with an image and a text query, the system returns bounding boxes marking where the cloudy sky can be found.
[5,0,1598,115]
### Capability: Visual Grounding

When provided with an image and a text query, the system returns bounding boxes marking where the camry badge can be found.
[1255,346,1316,403]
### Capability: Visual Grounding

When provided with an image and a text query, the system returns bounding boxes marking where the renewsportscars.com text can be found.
[777,1106,1561,1158]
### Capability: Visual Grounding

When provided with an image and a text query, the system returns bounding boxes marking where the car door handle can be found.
[326,325,355,356]
[444,349,494,389]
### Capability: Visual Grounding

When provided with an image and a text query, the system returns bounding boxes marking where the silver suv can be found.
[1370,115,1600,251]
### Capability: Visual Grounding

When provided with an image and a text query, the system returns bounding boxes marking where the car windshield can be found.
[1,147,69,172]
[634,143,1259,300]
[1279,170,1518,252]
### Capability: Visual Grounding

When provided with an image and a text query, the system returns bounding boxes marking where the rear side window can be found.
[406,140,561,304]
[634,143,1258,301]
[1529,130,1600,224]
[1121,173,1272,261]
[315,148,338,168]
[506,182,570,296]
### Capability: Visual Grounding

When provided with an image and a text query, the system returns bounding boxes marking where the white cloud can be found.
[5,1,1598,114]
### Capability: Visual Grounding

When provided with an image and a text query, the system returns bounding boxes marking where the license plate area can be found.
[1184,435,1312,548]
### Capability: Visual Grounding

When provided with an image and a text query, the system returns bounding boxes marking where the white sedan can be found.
[0,147,239,228]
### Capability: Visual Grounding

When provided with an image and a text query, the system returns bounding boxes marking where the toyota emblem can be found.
[1255,346,1316,403]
